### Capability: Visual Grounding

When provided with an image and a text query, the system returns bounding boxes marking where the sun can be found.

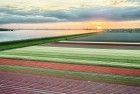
[96,26,103,30]
[95,22,104,30]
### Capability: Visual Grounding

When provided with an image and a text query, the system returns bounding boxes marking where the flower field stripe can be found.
[0,46,140,69]
[0,72,140,94]
[0,65,140,86]
[0,58,140,76]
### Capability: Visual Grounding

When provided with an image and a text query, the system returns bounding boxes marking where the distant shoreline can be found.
[0,28,14,31]
[0,28,140,31]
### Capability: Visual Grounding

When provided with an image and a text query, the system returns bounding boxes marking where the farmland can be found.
[0,45,140,86]
[0,29,140,93]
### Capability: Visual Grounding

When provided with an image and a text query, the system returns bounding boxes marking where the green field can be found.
[0,46,140,69]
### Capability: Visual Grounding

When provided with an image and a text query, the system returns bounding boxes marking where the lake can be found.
[0,29,140,43]
[0,30,96,42]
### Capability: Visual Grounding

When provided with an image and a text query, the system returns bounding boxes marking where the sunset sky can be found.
[0,0,140,29]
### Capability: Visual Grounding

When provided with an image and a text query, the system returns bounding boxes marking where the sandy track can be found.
[0,58,140,76]
[0,72,140,94]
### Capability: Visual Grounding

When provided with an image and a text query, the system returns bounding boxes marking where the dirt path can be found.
[0,58,140,76]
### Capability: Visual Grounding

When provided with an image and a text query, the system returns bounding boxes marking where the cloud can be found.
[0,6,140,24]
[74,7,140,21]
[0,15,66,24]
